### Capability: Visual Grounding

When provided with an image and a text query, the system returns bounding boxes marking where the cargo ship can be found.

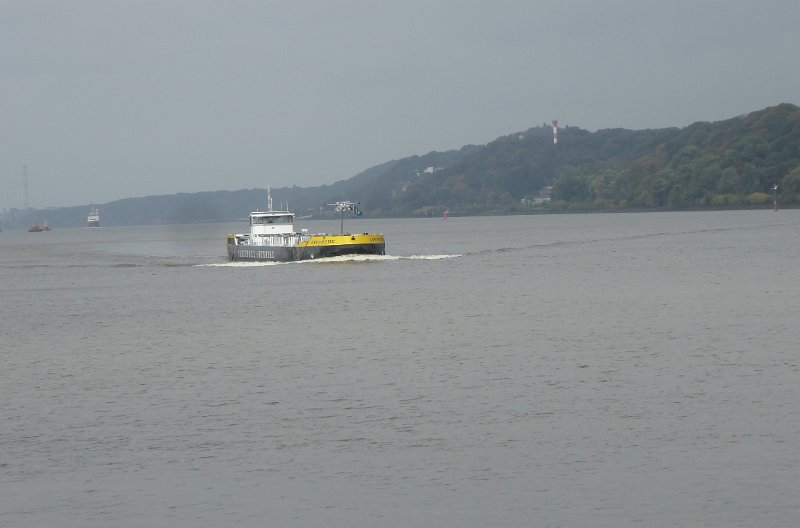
[87,208,100,227]
[226,189,385,262]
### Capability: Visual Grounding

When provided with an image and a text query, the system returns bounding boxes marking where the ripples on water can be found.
[1,211,799,527]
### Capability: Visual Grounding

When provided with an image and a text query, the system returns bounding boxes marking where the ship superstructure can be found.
[87,208,100,227]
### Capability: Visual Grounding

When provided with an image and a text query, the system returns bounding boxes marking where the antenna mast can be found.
[326,201,361,234]
[22,165,30,209]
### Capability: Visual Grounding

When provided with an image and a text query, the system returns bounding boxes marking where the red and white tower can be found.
[552,120,558,144]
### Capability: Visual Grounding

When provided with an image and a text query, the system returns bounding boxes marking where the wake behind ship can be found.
[226,189,385,262]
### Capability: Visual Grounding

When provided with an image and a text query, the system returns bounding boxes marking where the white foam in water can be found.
[298,254,461,263]
[197,254,460,267]
[403,254,461,260]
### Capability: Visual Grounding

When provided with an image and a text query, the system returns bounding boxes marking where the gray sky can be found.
[2,0,799,209]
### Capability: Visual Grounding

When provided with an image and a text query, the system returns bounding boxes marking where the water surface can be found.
[2,211,798,527]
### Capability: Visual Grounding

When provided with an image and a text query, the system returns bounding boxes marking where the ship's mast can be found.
[326,201,361,234]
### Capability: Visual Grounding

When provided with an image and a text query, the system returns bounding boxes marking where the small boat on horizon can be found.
[28,217,50,232]
[87,207,100,227]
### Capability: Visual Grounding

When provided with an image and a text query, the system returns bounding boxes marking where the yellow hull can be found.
[298,234,385,248]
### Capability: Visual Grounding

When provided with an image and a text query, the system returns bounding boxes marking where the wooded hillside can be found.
[7,104,798,228]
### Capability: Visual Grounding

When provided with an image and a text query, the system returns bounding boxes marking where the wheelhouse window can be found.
[251,215,293,225]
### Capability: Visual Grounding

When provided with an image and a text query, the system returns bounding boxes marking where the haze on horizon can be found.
[2,0,799,210]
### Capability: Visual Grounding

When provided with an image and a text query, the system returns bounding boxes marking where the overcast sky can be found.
[2,0,799,209]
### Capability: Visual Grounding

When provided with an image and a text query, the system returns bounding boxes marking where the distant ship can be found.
[226,188,385,262]
[28,218,50,232]
[87,208,100,227]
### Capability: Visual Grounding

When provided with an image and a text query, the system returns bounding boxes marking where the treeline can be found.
[548,103,800,210]
[9,103,799,228]
[379,103,799,214]
[382,125,681,215]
